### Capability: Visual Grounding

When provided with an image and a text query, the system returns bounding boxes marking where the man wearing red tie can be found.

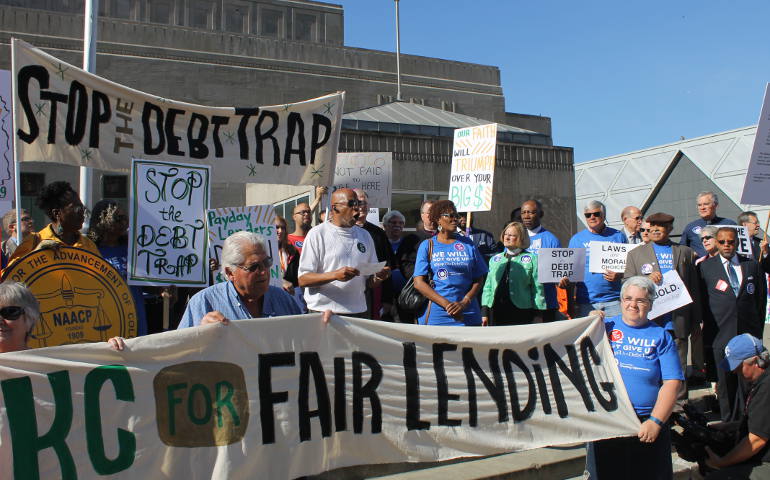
[699,227,767,422]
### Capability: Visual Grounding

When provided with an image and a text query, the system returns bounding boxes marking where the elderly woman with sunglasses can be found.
[585,276,684,479]
[0,282,41,353]
[7,181,99,267]
[413,200,488,326]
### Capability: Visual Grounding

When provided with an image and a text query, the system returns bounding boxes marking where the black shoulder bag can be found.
[397,239,434,313]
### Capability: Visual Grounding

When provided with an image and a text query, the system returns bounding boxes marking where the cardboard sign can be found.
[332,152,392,208]
[537,248,586,283]
[1,247,138,347]
[448,123,497,212]
[741,83,770,205]
[722,225,754,257]
[206,205,282,286]
[648,270,694,320]
[0,69,14,218]
[0,315,639,480]
[11,39,342,186]
[128,159,210,286]
[588,241,641,273]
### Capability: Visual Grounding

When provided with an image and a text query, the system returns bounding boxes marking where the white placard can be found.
[448,123,497,212]
[0,69,14,221]
[741,83,770,205]
[588,242,641,273]
[332,152,392,208]
[128,159,210,286]
[11,39,342,186]
[206,205,281,286]
[537,248,586,283]
[0,314,639,480]
[648,270,694,320]
[722,225,753,257]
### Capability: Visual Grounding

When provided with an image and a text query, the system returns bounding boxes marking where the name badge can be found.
[747,283,755,295]
[715,279,729,292]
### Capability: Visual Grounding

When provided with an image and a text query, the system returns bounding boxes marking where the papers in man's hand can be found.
[357,261,386,276]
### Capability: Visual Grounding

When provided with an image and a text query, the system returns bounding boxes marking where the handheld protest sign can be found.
[537,248,586,283]
[1,247,138,347]
[648,270,693,320]
[332,152,392,208]
[206,205,282,286]
[588,241,641,273]
[128,158,211,286]
[741,83,770,205]
[11,39,343,187]
[448,123,497,212]
[722,225,753,257]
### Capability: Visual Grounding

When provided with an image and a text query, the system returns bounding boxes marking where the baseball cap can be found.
[719,334,766,371]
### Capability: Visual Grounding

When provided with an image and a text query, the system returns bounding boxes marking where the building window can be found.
[102,175,128,199]
[223,1,248,33]
[19,173,46,228]
[259,7,284,38]
[391,191,448,230]
[294,12,317,42]
[100,0,133,19]
[148,0,174,24]
[188,0,214,29]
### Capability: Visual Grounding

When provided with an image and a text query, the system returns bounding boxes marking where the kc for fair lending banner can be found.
[0,315,639,480]
[11,38,343,186]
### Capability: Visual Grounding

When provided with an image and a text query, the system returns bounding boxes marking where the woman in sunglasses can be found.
[413,200,488,326]
[695,225,719,266]
[0,282,41,353]
[87,199,148,336]
[7,181,99,266]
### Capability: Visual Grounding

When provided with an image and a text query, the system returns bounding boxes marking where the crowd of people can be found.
[1,182,769,478]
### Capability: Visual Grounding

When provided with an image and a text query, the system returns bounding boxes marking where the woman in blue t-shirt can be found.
[585,275,684,479]
[413,200,488,326]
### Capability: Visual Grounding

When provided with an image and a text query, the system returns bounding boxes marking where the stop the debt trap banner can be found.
[0,315,639,479]
[11,38,343,186]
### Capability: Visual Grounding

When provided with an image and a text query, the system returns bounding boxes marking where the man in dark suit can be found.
[699,227,767,421]
[624,212,700,401]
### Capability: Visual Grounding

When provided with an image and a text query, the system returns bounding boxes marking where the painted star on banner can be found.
[282,104,292,111]
[34,103,47,117]
[54,63,69,81]
[223,130,236,144]
[247,164,257,176]
[155,97,169,104]
[80,148,93,162]
[310,165,325,179]
[322,102,335,115]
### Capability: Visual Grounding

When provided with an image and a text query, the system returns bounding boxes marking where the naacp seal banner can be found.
[2,247,137,347]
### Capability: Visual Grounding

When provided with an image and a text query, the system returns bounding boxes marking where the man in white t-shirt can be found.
[298,188,390,316]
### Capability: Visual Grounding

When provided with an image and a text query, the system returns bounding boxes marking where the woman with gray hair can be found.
[696,225,720,265]
[0,281,41,353]
[585,275,684,478]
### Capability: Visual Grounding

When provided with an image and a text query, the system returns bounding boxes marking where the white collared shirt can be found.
[721,254,743,286]
[527,225,544,236]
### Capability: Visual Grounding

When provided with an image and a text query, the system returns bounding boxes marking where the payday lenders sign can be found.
[448,124,497,212]
[128,159,210,286]
[206,205,281,285]
[11,38,342,185]
[0,315,639,480]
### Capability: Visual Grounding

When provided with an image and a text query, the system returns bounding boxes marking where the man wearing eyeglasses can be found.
[563,200,627,318]
[286,186,328,255]
[680,191,736,258]
[1,209,34,258]
[699,227,766,421]
[177,231,301,328]
[620,206,644,244]
[298,188,390,317]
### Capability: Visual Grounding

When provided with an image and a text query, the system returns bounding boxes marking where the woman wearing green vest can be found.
[481,222,546,326]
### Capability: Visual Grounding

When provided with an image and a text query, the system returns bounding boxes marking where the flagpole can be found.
[11,39,21,245]
[79,0,99,215]
[394,0,402,101]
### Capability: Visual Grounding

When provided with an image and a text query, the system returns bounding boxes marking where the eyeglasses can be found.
[701,235,713,241]
[584,212,602,219]
[20,216,32,222]
[631,216,643,221]
[441,213,461,219]
[639,228,650,233]
[333,199,361,208]
[622,297,650,306]
[234,257,273,273]
[717,240,736,245]
[293,210,311,216]
[0,306,24,321]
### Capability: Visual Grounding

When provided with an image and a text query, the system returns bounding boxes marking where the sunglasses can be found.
[333,200,361,208]
[0,306,24,321]
[293,210,311,216]
[235,257,273,273]
[701,235,713,241]
[584,212,602,219]
[441,213,462,219]
[717,240,736,245]
[639,228,650,233]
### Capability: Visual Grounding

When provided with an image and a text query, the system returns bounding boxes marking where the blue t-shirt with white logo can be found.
[527,228,562,309]
[568,227,627,304]
[652,243,674,330]
[413,236,489,326]
[604,315,684,416]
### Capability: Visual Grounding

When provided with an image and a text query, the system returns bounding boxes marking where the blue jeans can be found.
[576,300,620,318]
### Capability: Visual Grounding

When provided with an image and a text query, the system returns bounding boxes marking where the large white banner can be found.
[0,315,639,480]
[332,152,392,208]
[741,83,770,205]
[11,38,343,185]
[206,204,281,286]
[0,69,13,217]
[128,159,210,286]
[448,124,497,212]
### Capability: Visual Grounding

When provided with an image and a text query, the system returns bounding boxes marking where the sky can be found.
[333,0,770,163]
